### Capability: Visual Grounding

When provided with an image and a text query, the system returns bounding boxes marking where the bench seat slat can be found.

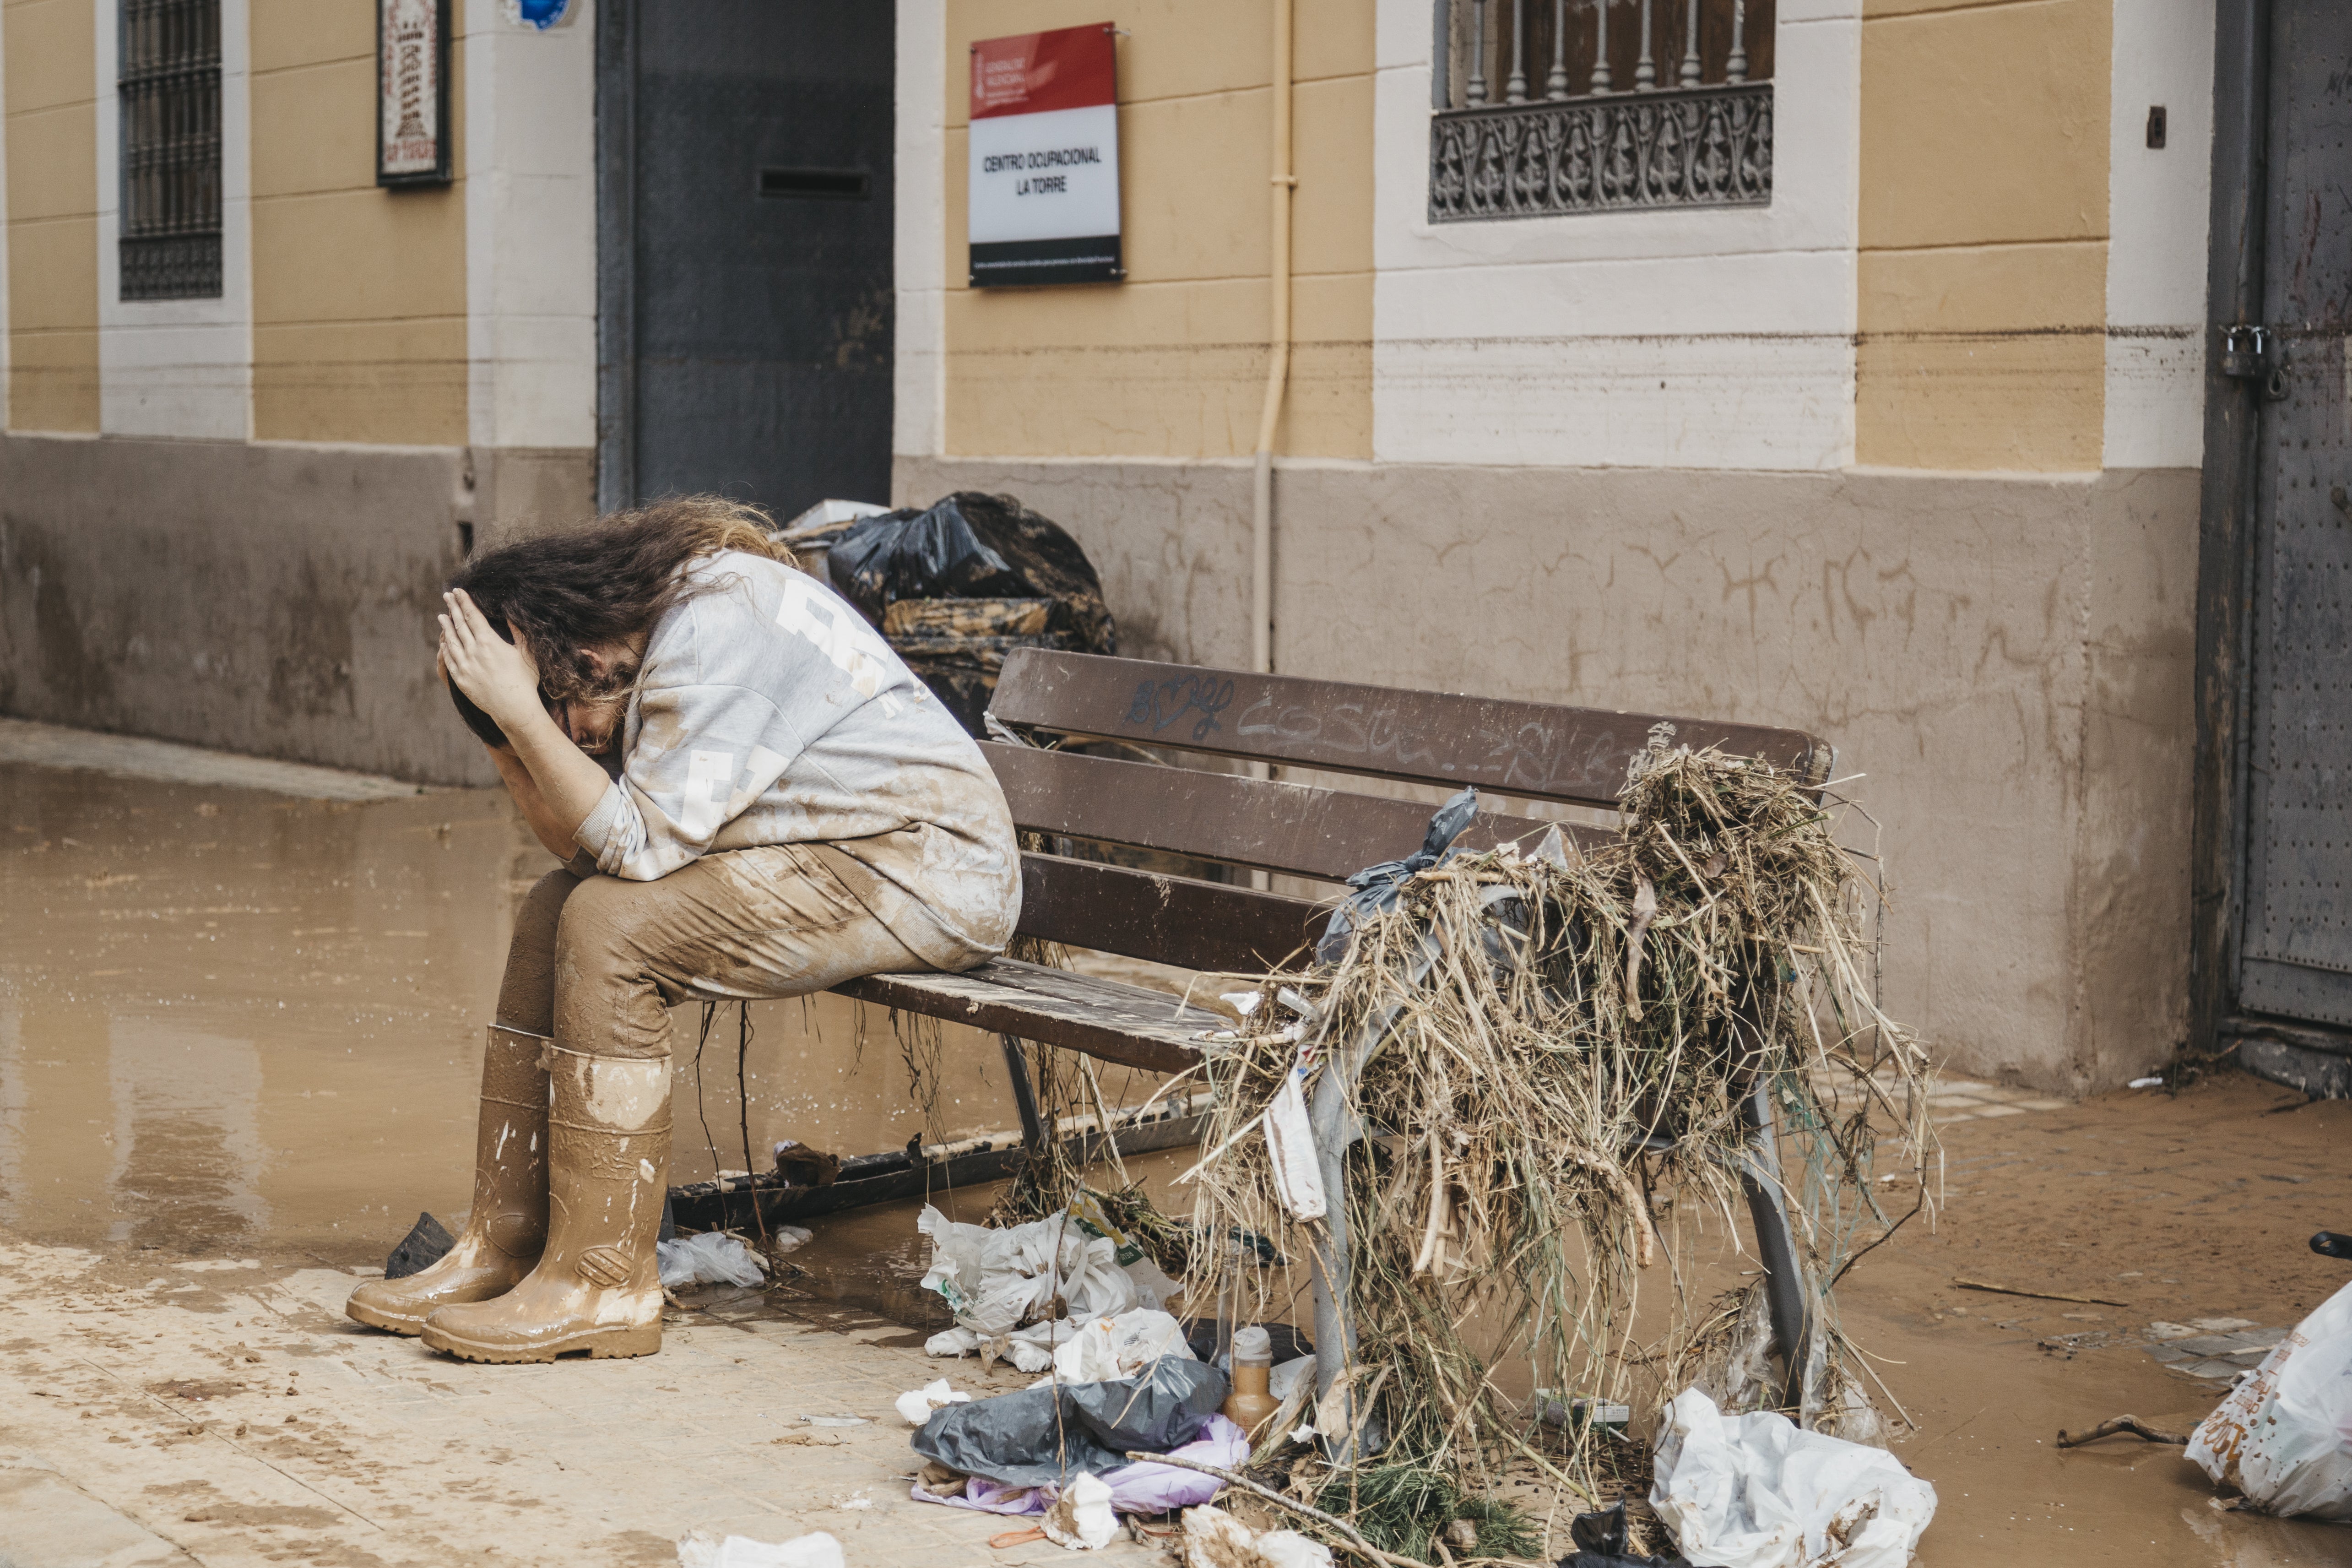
[990,649,1832,809]
[1017,852,1320,974]
[835,958,1214,1076]
[983,742,1589,882]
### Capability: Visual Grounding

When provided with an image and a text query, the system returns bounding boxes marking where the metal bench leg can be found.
[1738,1078,1813,1413]
[999,1034,1046,1149]
[1306,1060,1365,1458]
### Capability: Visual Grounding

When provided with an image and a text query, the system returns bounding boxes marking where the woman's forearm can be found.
[488,740,600,860]
[501,708,618,851]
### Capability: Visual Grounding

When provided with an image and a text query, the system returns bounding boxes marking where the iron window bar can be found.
[1432,0,1772,222]
[119,0,222,300]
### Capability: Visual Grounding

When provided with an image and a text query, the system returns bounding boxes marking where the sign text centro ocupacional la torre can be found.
[968,24,1123,287]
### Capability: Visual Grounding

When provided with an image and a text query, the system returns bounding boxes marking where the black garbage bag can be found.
[384,1212,455,1280]
[911,1355,1227,1488]
[1555,1503,1692,1568]
[1314,787,1480,965]
[826,492,1115,656]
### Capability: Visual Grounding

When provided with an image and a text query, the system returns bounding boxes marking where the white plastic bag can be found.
[1030,1308,1195,1387]
[894,1378,971,1426]
[658,1232,783,1290]
[917,1206,1140,1369]
[1262,1075,1326,1221]
[676,1529,843,1568]
[1042,1471,1118,1550]
[2188,1276,2352,1519]
[1651,1388,1935,1568]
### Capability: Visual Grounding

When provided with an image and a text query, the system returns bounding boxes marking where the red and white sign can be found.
[968,25,1122,287]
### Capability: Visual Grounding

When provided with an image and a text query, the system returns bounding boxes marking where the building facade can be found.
[1,0,2337,1099]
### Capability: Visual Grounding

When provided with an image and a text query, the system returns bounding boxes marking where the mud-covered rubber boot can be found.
[346,1024,551,1335]
[418,1046,671,1363]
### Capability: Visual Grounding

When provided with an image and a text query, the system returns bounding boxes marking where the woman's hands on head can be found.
[438,590,547,737]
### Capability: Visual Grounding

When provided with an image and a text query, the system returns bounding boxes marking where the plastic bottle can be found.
[1220,1324,1280,1436]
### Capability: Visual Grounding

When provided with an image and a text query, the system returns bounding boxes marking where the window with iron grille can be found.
[119,0,222,300]
[1431,0,1775,222]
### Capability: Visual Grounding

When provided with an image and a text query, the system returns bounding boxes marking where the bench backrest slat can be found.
[990,649,1831,808]
[1016,852,1320,975]
[982,742,1587,883]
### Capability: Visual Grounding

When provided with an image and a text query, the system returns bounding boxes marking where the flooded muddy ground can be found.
[3,750,2350,1565]
[0,757,1119,1267]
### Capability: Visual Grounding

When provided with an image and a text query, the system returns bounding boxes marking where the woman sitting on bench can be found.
[346,497,1019,1362]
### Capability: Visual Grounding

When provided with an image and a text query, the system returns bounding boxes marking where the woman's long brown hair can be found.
[449,494,789,703]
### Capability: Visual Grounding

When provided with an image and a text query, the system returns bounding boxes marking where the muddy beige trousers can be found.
[496,842,932,1056]
[407,844,935,1362]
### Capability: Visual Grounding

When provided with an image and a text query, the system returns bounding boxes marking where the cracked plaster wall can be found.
[898,452,2199,1095]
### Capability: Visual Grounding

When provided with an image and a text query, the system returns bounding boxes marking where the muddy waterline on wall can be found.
[0,762,1096,1267]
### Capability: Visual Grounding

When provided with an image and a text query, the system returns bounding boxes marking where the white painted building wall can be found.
[462,0,598,454]
[894,0,948,463]
[1369,0,1863,472]
[94,0,253,441]
[2104,0,2214,471]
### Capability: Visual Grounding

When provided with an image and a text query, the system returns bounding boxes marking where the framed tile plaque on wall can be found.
[377,0,450,187]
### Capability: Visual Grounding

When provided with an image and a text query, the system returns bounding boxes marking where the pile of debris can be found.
[894,734,1946,1563]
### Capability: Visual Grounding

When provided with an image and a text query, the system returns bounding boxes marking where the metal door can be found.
[2238,2,2352,1027]
[598,2,894,516]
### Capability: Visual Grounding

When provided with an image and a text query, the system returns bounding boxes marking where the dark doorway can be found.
[597,2,895,516]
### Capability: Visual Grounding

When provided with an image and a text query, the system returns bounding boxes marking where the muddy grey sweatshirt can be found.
[573,550,1020,970]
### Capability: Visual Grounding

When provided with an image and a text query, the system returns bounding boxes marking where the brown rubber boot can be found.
[418,1045,671,1363]
[346,1024,551,1335]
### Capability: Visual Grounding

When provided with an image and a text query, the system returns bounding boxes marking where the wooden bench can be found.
[710,648,1837,1416]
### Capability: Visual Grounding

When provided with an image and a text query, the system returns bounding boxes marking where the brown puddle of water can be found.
[0,761,1115,1290]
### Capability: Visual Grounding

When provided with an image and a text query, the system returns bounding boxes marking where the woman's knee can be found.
[494,867,581,1035]
[550,875,676,1058]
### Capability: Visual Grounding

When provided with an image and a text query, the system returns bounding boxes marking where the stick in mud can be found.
[1951,1277,2132,1308]
[2054,1416,2189,1449]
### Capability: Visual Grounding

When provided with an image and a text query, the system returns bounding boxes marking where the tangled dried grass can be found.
[1183,730,1937,1504]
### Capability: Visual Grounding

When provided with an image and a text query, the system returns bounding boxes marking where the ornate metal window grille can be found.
[119,0,222,300]
[1430,0,1773,222]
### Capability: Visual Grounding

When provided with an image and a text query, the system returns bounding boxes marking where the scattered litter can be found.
[657,1232,775,1290]
[1041,1472,1117,1550]
[772,1141,842,1189]
[172,1259,260,1272]
[2055,1415,2189,1449]
[1035,1309,1193,1387]
[1312,785,1479,965]
[1651,1388,1936,1568]
[1219,1324,1280,1438]
[1267,1355,1315,1403]
[917,1205,1140,1372]
[2129,1076,2164,1089]
[1560,1502,1686,1567]
[833,1491,873,1512]
[800,492,1116,734]
[1179,1504,1334,1568]
[1952,1276,2131,1308]
[676,1528,844,1568]
[2187,1276,2352,1519]
[802,1415,869,1429]
[384,1212,454,1280]
[912,1356,1228,1490]
[896,1379,973,1427]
